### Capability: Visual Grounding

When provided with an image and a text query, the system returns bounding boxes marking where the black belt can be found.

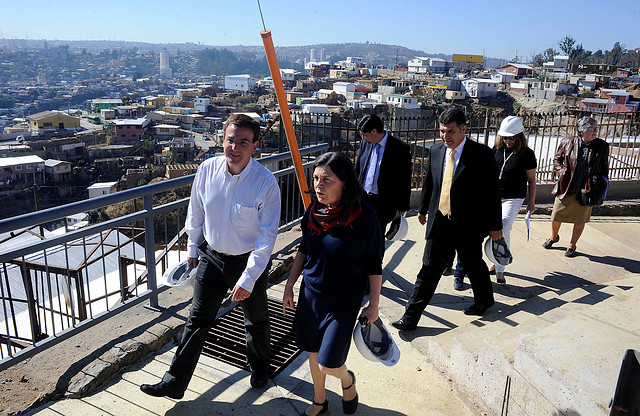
[210,247,251,259]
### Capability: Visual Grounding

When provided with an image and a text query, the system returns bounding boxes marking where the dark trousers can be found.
[162,244,270,391]
[361,193,393,238]
[403,215,494,323]
[361,192,389,295]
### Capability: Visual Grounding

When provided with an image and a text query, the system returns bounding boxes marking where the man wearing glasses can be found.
[141,113,281,398]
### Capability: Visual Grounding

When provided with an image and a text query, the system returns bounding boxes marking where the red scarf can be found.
[307,200,362,232]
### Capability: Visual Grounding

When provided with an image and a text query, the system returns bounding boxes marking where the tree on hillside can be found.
[531,53,544,67]
[592,49,604,62]
[558,36,576,57]
[543,48,557,63]
[87,209,109,224]
[572,44,592,65]
[605,42,623,65]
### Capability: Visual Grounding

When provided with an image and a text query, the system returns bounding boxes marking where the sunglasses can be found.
[503,137,517,141]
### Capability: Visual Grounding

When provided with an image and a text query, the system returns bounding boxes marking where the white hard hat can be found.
[497,116,524,137]
[385,215,408,241]
[484,237,513,266]
[162,260,196,288]
[353,317,401,366]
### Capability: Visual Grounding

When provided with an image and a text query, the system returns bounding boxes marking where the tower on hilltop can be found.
[160,50,172,79]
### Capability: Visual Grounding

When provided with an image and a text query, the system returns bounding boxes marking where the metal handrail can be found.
[0,143,328,371]
[0,143,329,235]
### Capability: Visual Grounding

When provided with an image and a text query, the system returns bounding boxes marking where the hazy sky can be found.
[2,0,638,59]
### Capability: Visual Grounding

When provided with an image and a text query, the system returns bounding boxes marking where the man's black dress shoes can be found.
[390,317,417,331]
[250,365,269,389]
[463,303,494,316]
[140,380,184,399]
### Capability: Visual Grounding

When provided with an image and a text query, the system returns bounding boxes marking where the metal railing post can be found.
[143,194,159,309]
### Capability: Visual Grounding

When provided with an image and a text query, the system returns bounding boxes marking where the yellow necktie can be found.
[439,149,456,216]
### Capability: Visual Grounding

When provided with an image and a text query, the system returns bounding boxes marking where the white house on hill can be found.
[224,74,257,92]
[462,78,500,98]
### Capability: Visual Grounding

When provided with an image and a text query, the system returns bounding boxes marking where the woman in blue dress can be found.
[283,152,383,416]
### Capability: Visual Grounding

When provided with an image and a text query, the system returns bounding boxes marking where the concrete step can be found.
[379,215,640,415]
[509,285,640,415]
[490,280,633,361]
[422,280,640,415]
[433,272,640,364]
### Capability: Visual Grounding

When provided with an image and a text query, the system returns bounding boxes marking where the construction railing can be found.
[0,144,328,371]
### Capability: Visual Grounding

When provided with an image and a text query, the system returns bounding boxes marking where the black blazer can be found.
[355,133,412,225]
[419,138,502,240]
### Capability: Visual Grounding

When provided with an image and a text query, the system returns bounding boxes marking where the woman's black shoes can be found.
[542,235,560,249]
[300,398,328,416]
[342,370,358,414]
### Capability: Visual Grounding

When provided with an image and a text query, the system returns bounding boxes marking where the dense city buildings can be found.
[0,38,638,217]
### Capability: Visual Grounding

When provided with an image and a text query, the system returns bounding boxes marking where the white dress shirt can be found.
[442,136,467,178]
[185,156,281,292]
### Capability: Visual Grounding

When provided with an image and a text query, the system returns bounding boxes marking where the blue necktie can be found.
[364,143,381,194]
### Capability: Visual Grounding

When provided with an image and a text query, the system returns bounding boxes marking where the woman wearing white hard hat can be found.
[490,116,537,283]
[283,152,383,416]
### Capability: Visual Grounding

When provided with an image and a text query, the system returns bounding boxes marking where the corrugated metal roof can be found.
[44,159,70,167]
[0,155,45,168]
[0,228,146,326]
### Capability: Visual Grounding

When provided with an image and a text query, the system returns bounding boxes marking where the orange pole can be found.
[260,29,311,209]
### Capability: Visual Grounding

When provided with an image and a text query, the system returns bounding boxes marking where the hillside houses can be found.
[224,74,258,92]
[408,57,446,74]
[0,41,637,214]
[0,155,45,191]
[580,89,639,113]
[27,111,82,137]
[500,63,534,78]
[543,55,569,75]
[462,78,499,98]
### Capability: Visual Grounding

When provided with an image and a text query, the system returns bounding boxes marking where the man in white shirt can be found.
[141,114,281,399]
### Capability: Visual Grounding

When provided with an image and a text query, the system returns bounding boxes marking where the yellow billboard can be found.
[452,54,483,63]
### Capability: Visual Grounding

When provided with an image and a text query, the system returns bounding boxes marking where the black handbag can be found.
[578,175,607,207]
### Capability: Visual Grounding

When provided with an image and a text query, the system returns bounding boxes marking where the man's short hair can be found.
[358,114,385,133]
[225,113,261,142]
[439,107,466,128]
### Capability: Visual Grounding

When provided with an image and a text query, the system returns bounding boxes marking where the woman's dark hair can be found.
[495,132,527,154]
[311,151,363,208]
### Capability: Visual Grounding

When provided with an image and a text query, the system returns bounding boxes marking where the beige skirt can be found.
[551,194,592,224]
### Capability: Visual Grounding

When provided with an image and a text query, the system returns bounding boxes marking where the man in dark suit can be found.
[355,114,412,235]
[392,107,502,331]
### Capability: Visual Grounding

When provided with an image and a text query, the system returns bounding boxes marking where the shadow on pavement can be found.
[582,253,640,273]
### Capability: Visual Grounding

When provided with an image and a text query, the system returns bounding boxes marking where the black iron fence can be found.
[279,110,640,188]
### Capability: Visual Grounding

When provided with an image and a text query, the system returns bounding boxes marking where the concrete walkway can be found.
[23,213,640,415]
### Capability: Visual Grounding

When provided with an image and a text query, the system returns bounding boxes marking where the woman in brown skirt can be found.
[543,116,609,257]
